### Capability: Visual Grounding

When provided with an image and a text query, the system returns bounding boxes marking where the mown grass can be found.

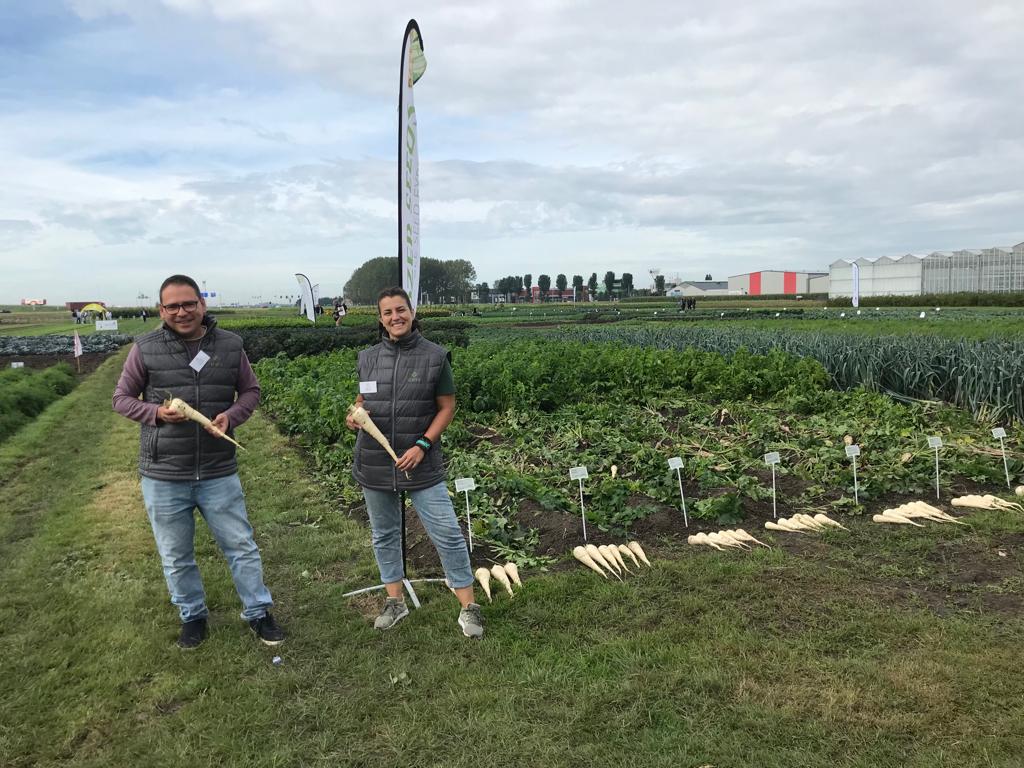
[1,352,1023,767]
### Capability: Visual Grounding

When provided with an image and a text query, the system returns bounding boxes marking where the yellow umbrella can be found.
[80,303,107,313]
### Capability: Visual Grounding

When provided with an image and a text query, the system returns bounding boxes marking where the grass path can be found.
[2,352,1023,767]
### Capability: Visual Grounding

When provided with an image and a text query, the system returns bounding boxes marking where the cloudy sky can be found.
[2,1,1022,305]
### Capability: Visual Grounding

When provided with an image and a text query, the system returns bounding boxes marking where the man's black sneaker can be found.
[177,618,208,650]
[249,612,285,646]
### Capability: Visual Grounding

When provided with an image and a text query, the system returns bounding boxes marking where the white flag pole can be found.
[399,20,426,308]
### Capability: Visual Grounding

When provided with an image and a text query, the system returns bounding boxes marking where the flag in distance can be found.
[399,20,426,310]
[73,330,83,358]
[295,273,316,323]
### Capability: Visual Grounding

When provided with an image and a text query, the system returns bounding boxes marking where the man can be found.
[112,274,284,650]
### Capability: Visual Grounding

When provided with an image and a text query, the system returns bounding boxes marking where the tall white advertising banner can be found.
[399,20,426,310]
[851,262,861,308]
[295,273,316,323]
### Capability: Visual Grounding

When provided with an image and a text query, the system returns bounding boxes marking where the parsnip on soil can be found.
[474,567,492,602]
[573,545,608,577]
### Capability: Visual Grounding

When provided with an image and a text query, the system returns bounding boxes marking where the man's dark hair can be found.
[376,286,420,338]
[159,274,202,304]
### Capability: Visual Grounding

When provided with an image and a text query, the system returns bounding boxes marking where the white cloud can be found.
[1,0,1022,302]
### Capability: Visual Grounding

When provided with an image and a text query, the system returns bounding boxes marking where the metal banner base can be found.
[342,577,449,609]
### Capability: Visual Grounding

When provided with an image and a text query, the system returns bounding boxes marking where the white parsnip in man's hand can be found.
[163,397,244,450]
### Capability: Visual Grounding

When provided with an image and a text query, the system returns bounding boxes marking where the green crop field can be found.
[2,309,1024,767]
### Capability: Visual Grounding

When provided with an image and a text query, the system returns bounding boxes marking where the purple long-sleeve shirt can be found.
[112,342,261,428]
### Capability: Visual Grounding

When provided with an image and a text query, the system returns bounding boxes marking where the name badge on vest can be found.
[189,350,211,372]
[359,380,378,394]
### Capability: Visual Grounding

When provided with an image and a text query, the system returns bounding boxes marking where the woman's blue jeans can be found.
[141,474,273,622]
[363,481,474,589]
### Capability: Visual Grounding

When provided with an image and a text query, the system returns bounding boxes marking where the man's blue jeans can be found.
[141,474,273,622]
[363,481,474,589]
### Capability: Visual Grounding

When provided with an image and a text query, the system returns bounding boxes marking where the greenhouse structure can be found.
[829,242,1024,298]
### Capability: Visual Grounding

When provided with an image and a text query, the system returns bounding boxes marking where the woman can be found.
[345,287,483,638]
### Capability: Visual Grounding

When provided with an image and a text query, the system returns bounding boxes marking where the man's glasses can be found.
[161,301,200,314]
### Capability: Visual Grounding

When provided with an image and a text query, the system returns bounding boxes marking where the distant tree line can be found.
[344,257,477,304]
[345,257,662,305]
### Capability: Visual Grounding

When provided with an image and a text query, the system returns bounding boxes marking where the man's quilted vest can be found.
[352,330,449,491]
[136,316,244,481]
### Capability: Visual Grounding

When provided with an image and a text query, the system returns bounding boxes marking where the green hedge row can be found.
[622,293,828,304]
[0,364,77,443]
[238,320,472,363]
[826,292,1024,307]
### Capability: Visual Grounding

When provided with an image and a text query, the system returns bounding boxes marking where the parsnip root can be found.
[164,397,244,449]
[573,546,607,577]
[474,567,492,602]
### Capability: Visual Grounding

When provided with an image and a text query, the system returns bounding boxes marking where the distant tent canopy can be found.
[80,303,107,313]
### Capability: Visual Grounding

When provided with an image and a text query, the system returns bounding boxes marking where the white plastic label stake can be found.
[846,445,861,504]
[927,436,942,499]
[992,428,1011,488]
[454,478,476,552]
[764,453,780,518]
[189,350,211,372]
[569,466,589,540]
[667,457,687,527]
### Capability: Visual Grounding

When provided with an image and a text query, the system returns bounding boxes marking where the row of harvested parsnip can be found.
[573,542,652,579]
[872,495,1022,526]
[473,563,522,602]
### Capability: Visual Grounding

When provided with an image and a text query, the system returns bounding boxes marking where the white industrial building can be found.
[829,242,1024,298]
[665,280,730,297]
[727,270,829,296]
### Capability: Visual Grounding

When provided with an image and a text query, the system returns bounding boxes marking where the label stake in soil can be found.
[992,427,1011,488]
[667,456,688,527]
[764,451,781,519]
[927,436,943,499]
[455,477,477,552]
[569,466,590,541]
[845,444,861,504]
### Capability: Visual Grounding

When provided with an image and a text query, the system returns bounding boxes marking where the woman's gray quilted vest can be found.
[352,330,449,491]
[135,316,244,481]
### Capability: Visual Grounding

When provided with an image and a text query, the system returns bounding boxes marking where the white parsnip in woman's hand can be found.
[347,404,399,464]
[163,398,244,450]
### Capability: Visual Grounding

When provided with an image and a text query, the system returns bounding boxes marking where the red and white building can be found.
[727,270,829,296]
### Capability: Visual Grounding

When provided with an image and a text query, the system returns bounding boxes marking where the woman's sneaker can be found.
[374,597,409,630]
[458,603,484,639]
